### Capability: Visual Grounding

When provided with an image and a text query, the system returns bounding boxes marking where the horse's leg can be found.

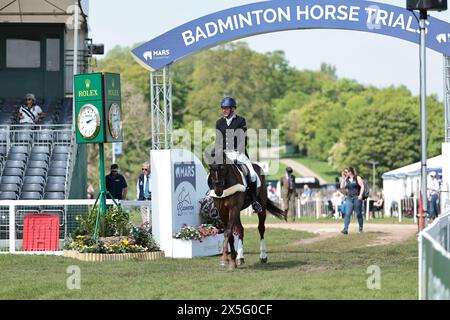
[220,229,230,266]
[228,207,241,269]
[258,209,268,263]
[236,221,245,266]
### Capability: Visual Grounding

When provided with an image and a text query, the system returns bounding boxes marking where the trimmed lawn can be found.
[0,227,417,300]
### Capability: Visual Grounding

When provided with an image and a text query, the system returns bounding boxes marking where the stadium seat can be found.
[49,161,67,168]
[23,176,45,186]
[31,145,51,155]
[2,167,23,177]
[0,176,22,185]
[20,192,42,200]
[52,145,70,154]
[30,153,49,162]
[44,192,64,200]
[9,145,29,154]
[34,130,53,143]
[51,153,68,161]
[4,160,26,170]
[45,184,65,192]
[25,167,46,177]
[0,183,20,193]
[47,176,65,185]
[21,184,43,193]
[0,192,17,200]
[47,168,65,176]
[7,153,27,162]
[28,160,48,169]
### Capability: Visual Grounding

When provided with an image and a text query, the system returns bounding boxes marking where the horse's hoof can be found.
[260,257,268,264]
[237,258,245,266]
[219,260,229,267]
[229,262,237,270]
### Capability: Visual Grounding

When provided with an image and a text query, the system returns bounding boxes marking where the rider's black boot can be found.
[250,181,263,213]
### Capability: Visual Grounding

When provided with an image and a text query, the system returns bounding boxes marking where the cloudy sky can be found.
[88,0,450,100]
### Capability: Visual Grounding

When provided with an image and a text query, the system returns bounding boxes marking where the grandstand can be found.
[0,0,100,200]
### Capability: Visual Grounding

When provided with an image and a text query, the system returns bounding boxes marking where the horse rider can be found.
[214,96,263,213]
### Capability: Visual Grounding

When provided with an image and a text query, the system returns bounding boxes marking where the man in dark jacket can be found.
[213,97,262,213]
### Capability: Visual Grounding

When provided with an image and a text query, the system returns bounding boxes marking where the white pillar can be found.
[366,198,370,221]
[414,195,418,224]
[315,198,320,219]
[9,204,15,253]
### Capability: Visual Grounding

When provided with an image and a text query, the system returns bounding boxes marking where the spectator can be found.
[300,184,313,205]
[340,166,365,235]
[428,171,440,220]
[372,192,384,218]
[105,164,128,200]
[137,161,151,224]
[266,182,278,202]
[280,167,296,221]
[18,93,45,125]
[87,183,95,199]
[331,190,344,219]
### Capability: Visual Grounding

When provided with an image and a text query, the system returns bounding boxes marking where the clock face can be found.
[108,103,122,139]
[77,104,100,140]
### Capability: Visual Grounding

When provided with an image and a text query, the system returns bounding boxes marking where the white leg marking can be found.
[237,239,244,259]
[260,239,267,259]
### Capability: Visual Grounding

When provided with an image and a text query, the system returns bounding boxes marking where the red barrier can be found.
[23,214,60,251]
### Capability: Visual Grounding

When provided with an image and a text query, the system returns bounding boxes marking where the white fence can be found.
[0,199,151,255]
[419,202,450,299]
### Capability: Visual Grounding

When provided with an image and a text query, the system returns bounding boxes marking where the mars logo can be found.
[143,49,171,61]
[436,33,450,44]
[174,162,196,217]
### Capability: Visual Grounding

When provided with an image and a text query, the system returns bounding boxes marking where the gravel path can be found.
[244,223,418,247]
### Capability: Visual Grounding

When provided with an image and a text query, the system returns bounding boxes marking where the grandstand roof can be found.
[0,0,87,24]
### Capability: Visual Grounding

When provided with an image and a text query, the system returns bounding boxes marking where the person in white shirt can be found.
[427,171,440,220]
[18,93,45,124]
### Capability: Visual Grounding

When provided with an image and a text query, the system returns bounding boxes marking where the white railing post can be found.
[315,198,320,219]
[9,203,15,253]
[366,198,370,221]
[399,200,403,223]
[297,198,301,219]
[414,196,418,224]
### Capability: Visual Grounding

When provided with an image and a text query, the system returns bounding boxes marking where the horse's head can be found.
[208,163,227,197]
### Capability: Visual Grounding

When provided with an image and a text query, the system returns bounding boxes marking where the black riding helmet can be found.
[220,97,237,108]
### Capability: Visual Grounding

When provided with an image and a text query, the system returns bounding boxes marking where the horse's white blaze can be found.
[259,239,267,259]
[237,239,244,259]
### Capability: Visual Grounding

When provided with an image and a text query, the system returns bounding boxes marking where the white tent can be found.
[382,155,443,216]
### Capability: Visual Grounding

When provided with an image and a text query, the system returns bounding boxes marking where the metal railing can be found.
[419,209,450,300]
[0,199,152,255]
[0,124,75,199]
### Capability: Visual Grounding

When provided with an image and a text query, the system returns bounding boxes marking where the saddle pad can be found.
[236,168,261,189]
[209,184,246,198]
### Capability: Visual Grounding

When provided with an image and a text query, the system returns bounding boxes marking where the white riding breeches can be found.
[224,151,257,182]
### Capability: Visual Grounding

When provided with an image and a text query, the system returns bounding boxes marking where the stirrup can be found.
[252,201,263,213]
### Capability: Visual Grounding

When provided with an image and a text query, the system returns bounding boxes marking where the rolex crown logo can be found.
[85,79,91,89]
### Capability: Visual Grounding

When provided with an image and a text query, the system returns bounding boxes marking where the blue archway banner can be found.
[132,0,450,71]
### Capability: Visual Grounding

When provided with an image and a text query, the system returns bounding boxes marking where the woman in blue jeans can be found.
[340,167,365,234]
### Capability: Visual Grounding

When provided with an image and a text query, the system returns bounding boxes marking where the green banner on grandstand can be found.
[422,235,450,299]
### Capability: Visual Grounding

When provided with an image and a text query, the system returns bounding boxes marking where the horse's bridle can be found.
[210,164,225,188]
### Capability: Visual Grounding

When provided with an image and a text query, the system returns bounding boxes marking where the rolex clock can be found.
[78,104,101,140]
[74,73,105,143]
[108,102,122,139]
[104,73,123,142]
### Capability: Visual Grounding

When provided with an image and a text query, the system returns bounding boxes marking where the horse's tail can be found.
[266,199,287,221]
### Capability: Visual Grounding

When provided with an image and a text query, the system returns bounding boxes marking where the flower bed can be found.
[64,206,162,259]
[63,250,164,262]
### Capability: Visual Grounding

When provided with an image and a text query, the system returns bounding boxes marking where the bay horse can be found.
[208,162,287,269]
